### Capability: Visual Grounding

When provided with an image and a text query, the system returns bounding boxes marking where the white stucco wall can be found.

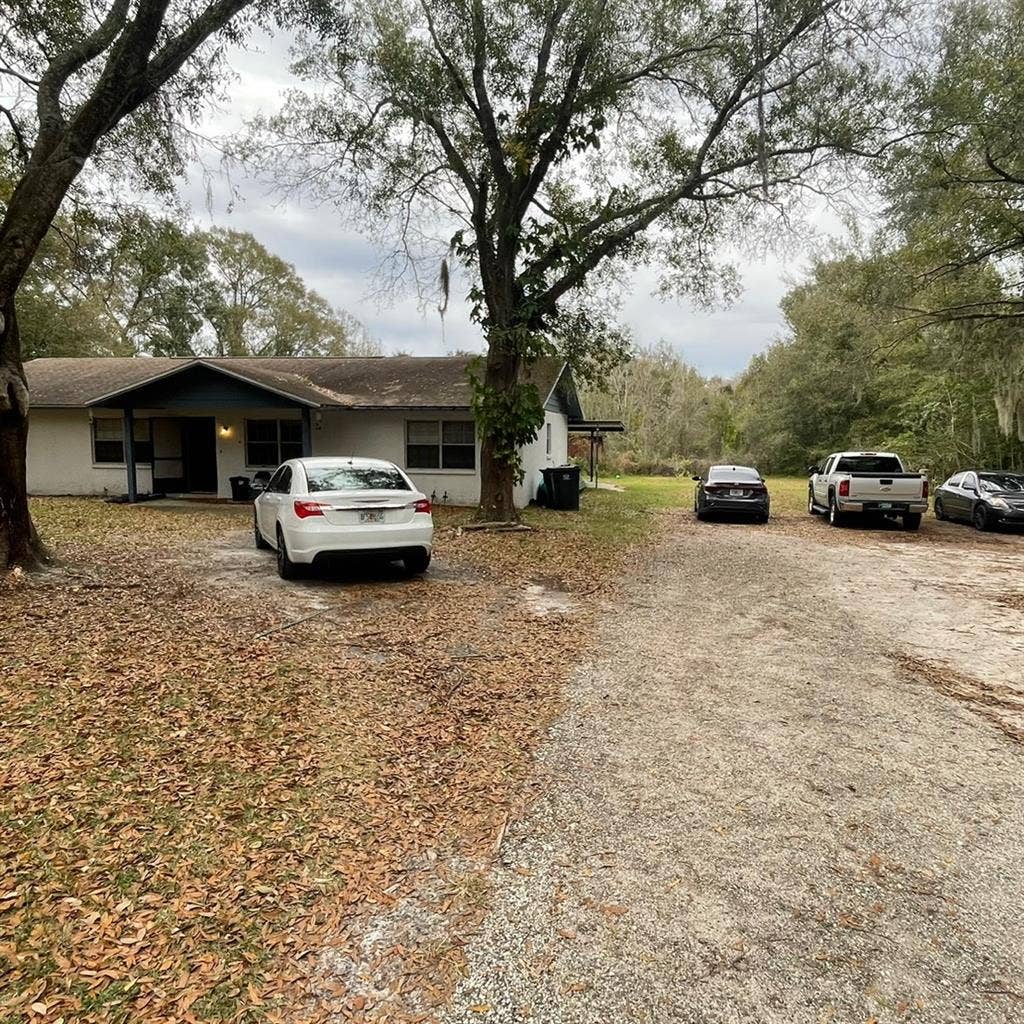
[27,408,153,496]
[515,409,570,505]
[27,405,568,507]
[314,409,482,506]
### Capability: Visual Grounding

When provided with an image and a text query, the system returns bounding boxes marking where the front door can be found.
[182,417,217,493]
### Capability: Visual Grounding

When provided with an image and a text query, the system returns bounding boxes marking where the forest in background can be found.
[587,0,1024,481]
[9,179,379,362]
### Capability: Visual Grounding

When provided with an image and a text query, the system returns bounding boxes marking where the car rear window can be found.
[708,467,761,482]
[980,473,1024,492]
[834,456,903,473]
[304,465,411,492]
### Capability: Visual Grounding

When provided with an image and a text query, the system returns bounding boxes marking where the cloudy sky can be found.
[179,32,837,379]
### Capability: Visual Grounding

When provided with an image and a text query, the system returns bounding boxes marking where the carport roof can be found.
[24,355,568,411]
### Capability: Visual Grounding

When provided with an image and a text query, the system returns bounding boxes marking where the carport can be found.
[569,419,626,486]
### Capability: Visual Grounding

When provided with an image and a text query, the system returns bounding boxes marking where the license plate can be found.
[878,502,892,510]
[730,489,744,496]
[358,510,385,523]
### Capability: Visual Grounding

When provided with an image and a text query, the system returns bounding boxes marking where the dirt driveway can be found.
[441,513,1024,1024]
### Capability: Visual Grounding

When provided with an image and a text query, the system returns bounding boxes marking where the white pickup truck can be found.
[808,451,929,531]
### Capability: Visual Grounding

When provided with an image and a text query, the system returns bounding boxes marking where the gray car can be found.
[693,465,770,523]
[933,470,1024,531]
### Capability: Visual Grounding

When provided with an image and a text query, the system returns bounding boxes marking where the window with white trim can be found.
[406,419,476,470]
[245,419,303,467]
[546,422,552,456]
[92,417,152,464]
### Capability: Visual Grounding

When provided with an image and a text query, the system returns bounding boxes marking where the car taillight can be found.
[838,479,850,497]
[293,500,327,518]
[922,480,929,499]
[414,498,432,514]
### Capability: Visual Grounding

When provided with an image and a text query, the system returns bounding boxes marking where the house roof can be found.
[24,355,569,411]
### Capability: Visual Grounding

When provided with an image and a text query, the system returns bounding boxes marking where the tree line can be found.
[588,0,1024,482]
[18,200,378,361]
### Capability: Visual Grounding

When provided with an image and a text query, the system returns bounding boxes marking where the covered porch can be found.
[89,362,318,502]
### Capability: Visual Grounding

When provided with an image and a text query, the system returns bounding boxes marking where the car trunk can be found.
[312,489,420,526]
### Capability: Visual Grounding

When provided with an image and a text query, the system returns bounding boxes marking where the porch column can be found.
[301,407,313,456]
[124,406,138,503]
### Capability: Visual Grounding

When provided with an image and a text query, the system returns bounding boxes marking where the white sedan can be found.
[253,457,433,579]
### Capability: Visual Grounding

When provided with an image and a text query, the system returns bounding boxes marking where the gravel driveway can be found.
[441,517,1024,1024]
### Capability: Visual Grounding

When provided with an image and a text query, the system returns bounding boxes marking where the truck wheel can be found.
[828,495,846,527]
[902,512,922,532]
[808,490,820,516]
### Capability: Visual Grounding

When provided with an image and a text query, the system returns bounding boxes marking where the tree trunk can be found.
[0,300,44,569]
[476,336,521,522]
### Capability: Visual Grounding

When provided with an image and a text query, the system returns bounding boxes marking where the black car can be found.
[933,470,1024,530]
[693,465,770,523]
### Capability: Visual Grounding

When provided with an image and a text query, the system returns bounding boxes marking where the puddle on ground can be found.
[522,581,574,616]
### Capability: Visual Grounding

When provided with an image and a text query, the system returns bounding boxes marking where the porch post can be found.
[124,406,138,503]
[589,430,596,484]
[301,406,313,456]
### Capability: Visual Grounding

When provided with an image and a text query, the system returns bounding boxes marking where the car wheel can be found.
[902,512,922,532]
[254,512,271,550]
[276,526,301,579]
[759,512,770,524]
[695,505,707,521]
[828,494,845,527]
[933,498,946,521]
[402,549,431,575]
[972,504,990,532]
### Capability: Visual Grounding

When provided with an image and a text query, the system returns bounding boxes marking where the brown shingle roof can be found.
[24,356,567,410]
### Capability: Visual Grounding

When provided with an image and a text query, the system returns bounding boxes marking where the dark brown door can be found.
[182,417,217,492]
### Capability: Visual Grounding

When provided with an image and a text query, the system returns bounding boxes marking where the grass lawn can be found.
[0,484,672,1024]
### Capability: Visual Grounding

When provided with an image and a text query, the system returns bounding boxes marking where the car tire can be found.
[828,494,846,527]
[759,512,770,524]
[402,549,431,575]
[254,512,271,550]
[276,526,301,579]
[808,490,819,516]
[972,504,990,532]
[695,506,707,521]
[902,512,922,532]
[933,499,946,521]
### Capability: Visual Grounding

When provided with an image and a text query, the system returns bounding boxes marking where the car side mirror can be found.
[963,485,977,494]
[691,475,702,482]
[807,465,820,475]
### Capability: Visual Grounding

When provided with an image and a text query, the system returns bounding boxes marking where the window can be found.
[708,466,761,482]
[546,422,552,457]
[405,420,476,470]
[980,473,1024,492]
[92,417,152,464]
[305,463,411,493]
[268,465,292,493]
[835,455,903,473]
[245,419,303,467]
[945,473,963,488]
[961,472,978,491]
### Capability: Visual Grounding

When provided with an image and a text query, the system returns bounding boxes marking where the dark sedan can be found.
[693,465,770,523]
[933,470,1024,530]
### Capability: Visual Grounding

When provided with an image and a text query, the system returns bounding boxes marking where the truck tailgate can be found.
[848,475,923,501]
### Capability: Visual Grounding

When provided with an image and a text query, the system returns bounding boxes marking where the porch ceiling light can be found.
[219,423,233,438]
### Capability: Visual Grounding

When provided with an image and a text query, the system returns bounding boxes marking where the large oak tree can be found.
[0,0,339,568]
[264,0,905,519]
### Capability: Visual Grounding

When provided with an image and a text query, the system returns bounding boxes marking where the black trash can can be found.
[542,465,581,511]
[229,475,251,502]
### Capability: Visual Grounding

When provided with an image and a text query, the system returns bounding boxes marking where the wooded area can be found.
[587,0,1024,481]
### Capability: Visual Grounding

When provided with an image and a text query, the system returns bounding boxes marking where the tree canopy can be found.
[259,0,905,517]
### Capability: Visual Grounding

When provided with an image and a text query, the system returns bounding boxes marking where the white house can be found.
[22,355,586,507]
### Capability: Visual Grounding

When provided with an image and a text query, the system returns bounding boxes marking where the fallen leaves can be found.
[1,495,660,1023]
